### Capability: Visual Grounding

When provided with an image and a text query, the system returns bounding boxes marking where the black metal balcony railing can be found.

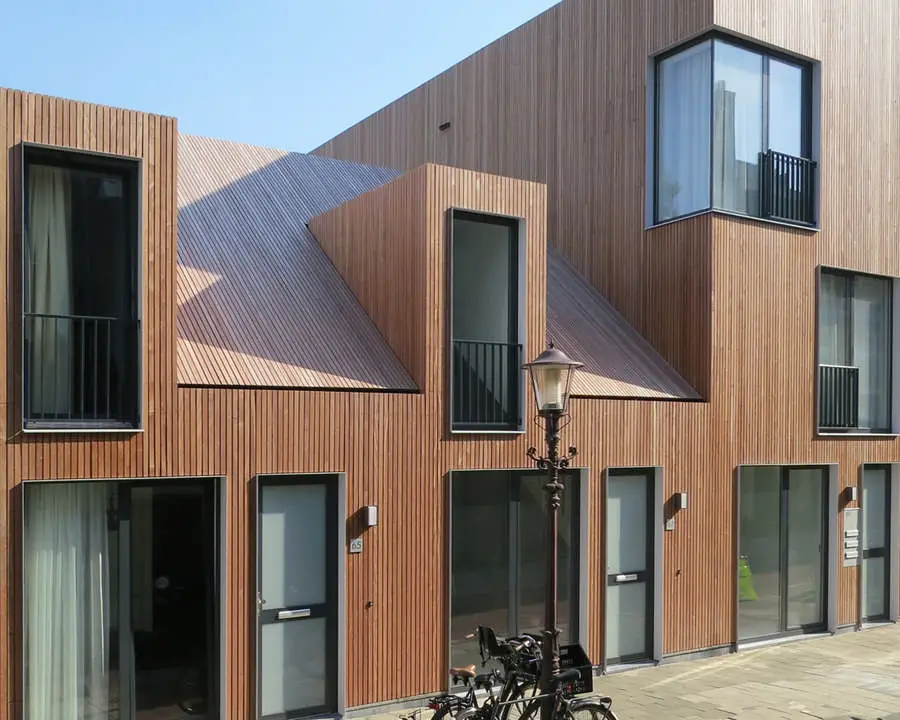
[759,149,817,226]
[818,364,860,430]
[452,340,523,430]
[24,313,138,426]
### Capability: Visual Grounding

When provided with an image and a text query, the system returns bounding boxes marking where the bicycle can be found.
[428,627,542,720]
[458,667,618,720]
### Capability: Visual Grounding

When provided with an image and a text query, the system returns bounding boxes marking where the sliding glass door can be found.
[23,479,219,720]
[738,466,828,641]
[449,470,580,670]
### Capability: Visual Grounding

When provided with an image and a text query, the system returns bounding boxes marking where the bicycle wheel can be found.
[503,681,538,720]
[563,700,618,720]
[431,699,475,720]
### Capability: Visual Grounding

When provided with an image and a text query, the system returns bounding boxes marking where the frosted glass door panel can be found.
[605,582,647,662]
[261,484,326,608]
[864,558,886,620]
[261,618,327,716]
[863,468,888,548]
[607,476,647,574]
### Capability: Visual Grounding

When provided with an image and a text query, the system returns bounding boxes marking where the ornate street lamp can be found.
[522,343,582,720]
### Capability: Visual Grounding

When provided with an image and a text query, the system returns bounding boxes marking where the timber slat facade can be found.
[4,0,900,718]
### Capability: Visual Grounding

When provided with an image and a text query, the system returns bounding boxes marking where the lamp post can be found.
[523,343,582,720]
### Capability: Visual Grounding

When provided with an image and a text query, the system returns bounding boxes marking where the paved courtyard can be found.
[595,625,900,720]
[360,624,900,720]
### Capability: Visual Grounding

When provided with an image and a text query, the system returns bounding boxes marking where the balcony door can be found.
[738,466,828,641]
[818,268,892,433]
[449,210,522,431]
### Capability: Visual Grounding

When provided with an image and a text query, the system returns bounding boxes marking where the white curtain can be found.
[657,40,712,221]
[25,483,112,720]
[27,165,73,418]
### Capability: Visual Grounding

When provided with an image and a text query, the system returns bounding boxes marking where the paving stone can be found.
[354,625,900,720]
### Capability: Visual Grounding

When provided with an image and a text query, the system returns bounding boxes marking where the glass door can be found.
[738,466,827,641]
[785,469,826,630]
[605,469,654,664]
[256,476,338,719]
[862,466,891,622]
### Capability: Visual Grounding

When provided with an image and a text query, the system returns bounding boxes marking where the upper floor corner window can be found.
[818,268,893,433]
[450,210,523,432]
[654,36,816,227]
[23,146,141,431]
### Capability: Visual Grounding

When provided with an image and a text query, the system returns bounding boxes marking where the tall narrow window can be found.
[818,269,892,432]
[654,35,815,226]
[450,211,522,431]
[712,43,763,215]
[656,40,712,222]
[23,146,141,430]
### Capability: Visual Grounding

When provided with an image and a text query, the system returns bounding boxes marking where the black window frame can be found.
[816,266,894,434]
[653,31,815,226]
[448,208,523,433]
[21,143,142,431]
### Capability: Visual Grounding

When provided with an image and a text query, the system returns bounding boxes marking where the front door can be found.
[256,476,338,719]
[605,469,654,664]
[862,466,891,622]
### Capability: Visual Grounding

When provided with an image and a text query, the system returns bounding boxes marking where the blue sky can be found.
[1,0,558,152]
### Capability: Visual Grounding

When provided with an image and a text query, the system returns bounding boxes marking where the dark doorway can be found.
[129,482,218,719]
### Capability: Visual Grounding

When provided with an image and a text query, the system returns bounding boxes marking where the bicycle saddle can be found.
[449,665,477,679]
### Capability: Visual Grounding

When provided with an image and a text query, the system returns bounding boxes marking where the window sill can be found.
[23,422,143,435]
[647,208,820,233]
[816,431,899,439]
[450,427,525,435]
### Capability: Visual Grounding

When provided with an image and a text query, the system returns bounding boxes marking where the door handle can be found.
[615,573,638,582]
[277,608,312,620]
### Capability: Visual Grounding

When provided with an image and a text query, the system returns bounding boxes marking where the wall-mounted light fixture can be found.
[673,492,688,511]
[843,486,858,504]
[364,505,378,528]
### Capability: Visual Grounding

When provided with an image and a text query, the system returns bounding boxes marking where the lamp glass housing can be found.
[524,346,582,415]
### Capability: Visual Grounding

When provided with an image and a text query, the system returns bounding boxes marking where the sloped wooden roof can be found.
[547,253,699,400]
[176,134,696,400]
[176,135,416,390]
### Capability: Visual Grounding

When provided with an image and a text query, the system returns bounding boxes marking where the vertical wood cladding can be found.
[313,0,716,390]
[314,0,900,647]
[0,88,178,718]
[309,167,430,388]
[6,0,900,708]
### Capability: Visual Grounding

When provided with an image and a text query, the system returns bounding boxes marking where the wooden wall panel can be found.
[0,89,178,717]
[313,0,900,666]
[314,0,716,389]
[309,168,429,387]
[7,0,900,707]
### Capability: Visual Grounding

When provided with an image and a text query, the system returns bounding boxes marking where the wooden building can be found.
[3,0,900,718]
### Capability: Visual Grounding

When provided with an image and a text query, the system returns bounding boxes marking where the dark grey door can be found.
[863,466,891,622]
[256,476,338,719]
[605,469,654,664]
